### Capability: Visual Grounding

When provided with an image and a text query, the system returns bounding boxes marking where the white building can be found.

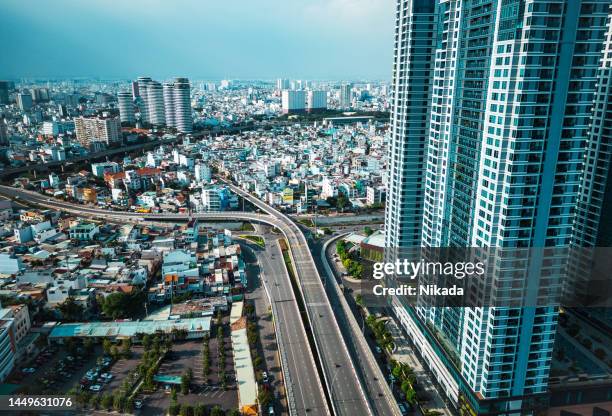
[0,254,24,274]
[281,90,305,114]
[195,163,212,183]
[147,81,166,126]
[91,162,121,177]
[0,320,15,382]
[201,188,221,212]
[306,90,327,112]
[74,115,122,147]
[117,91,135,124]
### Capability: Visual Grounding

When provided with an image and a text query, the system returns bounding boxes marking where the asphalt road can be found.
[318,235,401,416]
[0,182,372,416]
[221,181,372,416]
[245,229,329,416]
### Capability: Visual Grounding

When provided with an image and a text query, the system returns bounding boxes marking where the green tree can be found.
[168,401,180,416]
[121,338,132,358]
[113,392,126,412]
[125,397,134,413]
[57,297,84,322]
[194,404,207,416]
[181,369,192,394]
[102,338,113,355]
[180,404,194,416]
[101,290,146,319]
[89,394,100,409]
[210,406,225,416]
[258,387,273,407]
[101,393,113,410]
[142,333,152,350]
[406,388,417,406]
[336,193,349,212]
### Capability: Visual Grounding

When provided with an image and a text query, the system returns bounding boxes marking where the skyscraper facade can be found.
[117,91,135,124]
[74,115,121,148]
[133,77,191,132]
[281,90,306,114]
[385,1,612,414]
[163,82,176,128]
[172,77,192,133]
[306,90,327,112]
[276,78,290,90]
[339,83,352,109]
[16,92,33,112]
[136,76,152,123]
[0,81,10,105]
[146,81,166,126]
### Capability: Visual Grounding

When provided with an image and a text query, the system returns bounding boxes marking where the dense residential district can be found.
[0,78,396,416]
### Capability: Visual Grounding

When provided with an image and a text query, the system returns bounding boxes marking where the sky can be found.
[0,0,395,81]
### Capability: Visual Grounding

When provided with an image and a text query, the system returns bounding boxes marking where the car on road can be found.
[268,406,274,415]
[262,372,269,383]
[89,385,102,392]
[375,346,382,354]
[134,399,143,409]
[398,403,409,415]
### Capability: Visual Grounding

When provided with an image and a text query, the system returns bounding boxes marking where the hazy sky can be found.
[0,0,395,81]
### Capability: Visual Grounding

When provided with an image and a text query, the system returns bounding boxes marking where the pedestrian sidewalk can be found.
[387,318,451,416]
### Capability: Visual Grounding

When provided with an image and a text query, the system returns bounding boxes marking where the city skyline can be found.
[0,0,395,80]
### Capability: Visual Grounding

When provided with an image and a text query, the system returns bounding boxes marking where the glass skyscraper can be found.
[385,1,612,414]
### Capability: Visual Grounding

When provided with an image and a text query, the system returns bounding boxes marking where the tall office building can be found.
[146,81,166,126]
[163,82,176,128]
[306,90,327,112]
[276,78,290,91]
[281,90,306,114]
[134,77,191,132]
[385,1,612,414]
[339,83,351,109]
[117,91,135,124]
[131,81,139,99]
[0,81,9,104]
[172,77,192,133]
[74,115,122,148]
[16,92,33,112]
[569,8,612,303]
[0,117,8,146]
[136,77,152,123]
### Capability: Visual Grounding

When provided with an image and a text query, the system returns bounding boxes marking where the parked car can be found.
[262,372,269,383]
[22,368,36,373]
[134,400,143,409]
[89,385,102,392]
[268,406,274,415]
[398,403,408,416]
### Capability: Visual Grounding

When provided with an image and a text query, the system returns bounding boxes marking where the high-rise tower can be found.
[163,82,176,128]
[385,1,612,414]
[136,76,152,123]
[173,77,192,133]
[146,81,166,126]
[117,91,135,124]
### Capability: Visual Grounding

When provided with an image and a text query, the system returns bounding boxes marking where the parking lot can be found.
[10,343,104,395]
[139,338,238,414]
[104,346,144,392]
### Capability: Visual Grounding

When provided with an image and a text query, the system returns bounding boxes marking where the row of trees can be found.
[365,315,394,351]
[336,240,363,278]
[217,325,228,389]
[168,402,237,416]
[102,338,132,359]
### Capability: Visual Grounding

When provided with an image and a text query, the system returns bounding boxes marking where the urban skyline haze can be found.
[0,0,395,80]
